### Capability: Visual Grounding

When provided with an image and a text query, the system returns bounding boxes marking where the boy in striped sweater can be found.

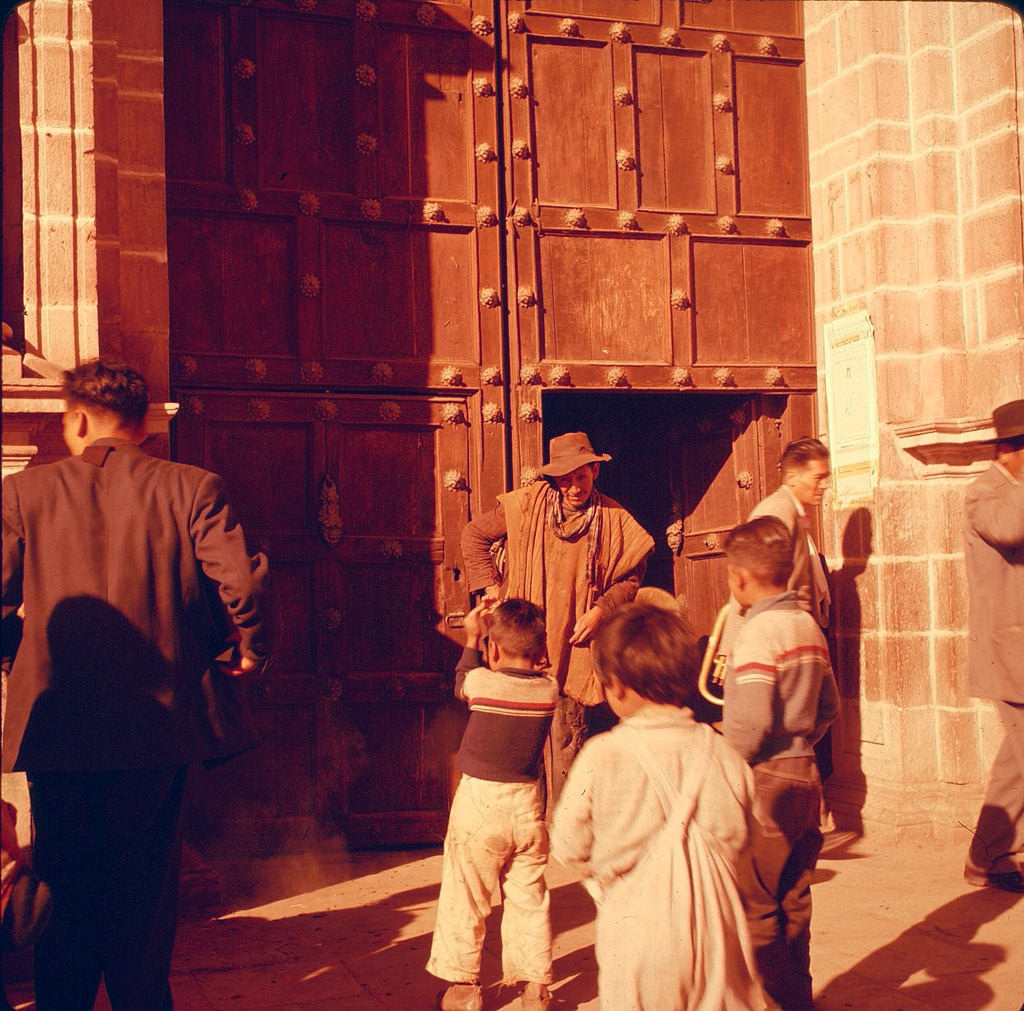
[722,516,840,1011]
[428,599,558,1011]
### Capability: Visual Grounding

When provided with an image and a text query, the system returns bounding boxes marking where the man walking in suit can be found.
[962,399,1024,893]
[709,439,835,826]
[749,438,832,629]
[1,358,269,1008]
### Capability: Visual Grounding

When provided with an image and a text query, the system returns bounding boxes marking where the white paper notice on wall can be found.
[823,309,879,503]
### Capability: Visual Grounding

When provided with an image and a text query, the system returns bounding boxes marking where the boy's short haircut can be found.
[62,357,149,425]
[592,602,701,707]
[724,516,794,587]
[488,598,547,664]
[780,438,829,475]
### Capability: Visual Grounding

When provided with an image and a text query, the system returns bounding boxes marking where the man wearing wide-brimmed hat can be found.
[462,432,654,807]
[962,398,1024,893]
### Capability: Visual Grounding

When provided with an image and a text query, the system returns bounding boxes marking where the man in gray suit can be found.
[2,358,268,1008]
[963,399,1024,893]
[709,439,832,681]
[749,438,832,629]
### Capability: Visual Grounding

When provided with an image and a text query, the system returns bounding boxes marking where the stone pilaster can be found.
[2,0,169,463]
[804,0,1024,841]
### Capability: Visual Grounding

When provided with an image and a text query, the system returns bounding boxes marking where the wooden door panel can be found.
[167,212,298,355]
[165,0,499,385]
[379,28,475,201]
[538,232,671,362]
[684,0,802,35]
[504,0,814,471]
[635,48,714,213]
[526,0,659,21]
[735,57,809,217]
[342,701,460,844]
[172,392,468,847]
[675,397,764,634]
[340,560,442,671]
[529,38,615,208]
[691,238,813,365]
[163,4,227,186]
[322,222,478,362]
[336,425,440,537]
[257,12,356,196]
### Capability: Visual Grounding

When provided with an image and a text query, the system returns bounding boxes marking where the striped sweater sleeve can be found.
[723,606,835,764]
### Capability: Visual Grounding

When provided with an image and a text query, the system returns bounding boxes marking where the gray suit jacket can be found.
[964,463,1024,702]
[749,485,830,628]
[2,441,268,771]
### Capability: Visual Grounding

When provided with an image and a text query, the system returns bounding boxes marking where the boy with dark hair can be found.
[461,432,654,809]
[722,516,840,1011]
[427,599,557,1011]
[551,602,760,1009]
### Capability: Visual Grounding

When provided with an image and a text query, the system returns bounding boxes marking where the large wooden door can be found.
[499,0,817,638]
[173,391,471,848]
[163,0,500,847]
[164,0,818,848]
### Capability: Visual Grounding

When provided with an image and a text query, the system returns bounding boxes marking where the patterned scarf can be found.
[543,483,604,604]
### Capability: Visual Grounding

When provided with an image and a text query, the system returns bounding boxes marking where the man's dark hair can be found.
[62,357,149,425]
[592,602,701,707]
[724,516,794,587]
[781,437,829,475]
[488,598,547,664]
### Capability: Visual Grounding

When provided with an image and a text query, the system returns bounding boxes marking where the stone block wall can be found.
[2,0,170,467]
[804,1,1024,840]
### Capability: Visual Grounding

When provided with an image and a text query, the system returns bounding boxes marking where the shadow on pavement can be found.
[815,887,1021,1011]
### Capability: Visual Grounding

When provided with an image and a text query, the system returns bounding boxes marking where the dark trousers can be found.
[740,757,823,1011]
[966,700,1024,877]
[543,697,617,816]
[27,765,187,1011]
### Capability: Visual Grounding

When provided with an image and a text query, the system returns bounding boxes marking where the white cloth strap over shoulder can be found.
[622,723,712,834]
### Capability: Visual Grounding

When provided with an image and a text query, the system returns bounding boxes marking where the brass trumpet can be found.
[697,604,731,706]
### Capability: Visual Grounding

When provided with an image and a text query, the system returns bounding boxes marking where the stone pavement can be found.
[4,832,1022,1009]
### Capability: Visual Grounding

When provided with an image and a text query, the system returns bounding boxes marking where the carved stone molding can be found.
[2,445,39,479]
[893,417,999,477]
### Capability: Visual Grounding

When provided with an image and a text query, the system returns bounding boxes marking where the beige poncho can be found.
[499,483,654,705]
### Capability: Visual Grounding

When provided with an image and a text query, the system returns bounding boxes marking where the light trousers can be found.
[428,775,552,985]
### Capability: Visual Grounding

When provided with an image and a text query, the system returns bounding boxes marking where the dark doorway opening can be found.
[542,390,753,600]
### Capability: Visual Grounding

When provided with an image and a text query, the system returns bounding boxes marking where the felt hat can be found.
[538,432,611,477]
[992,399,1024,441]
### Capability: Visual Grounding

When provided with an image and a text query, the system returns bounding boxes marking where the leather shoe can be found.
[437,982,483,1011]
[964,869,1024,893]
